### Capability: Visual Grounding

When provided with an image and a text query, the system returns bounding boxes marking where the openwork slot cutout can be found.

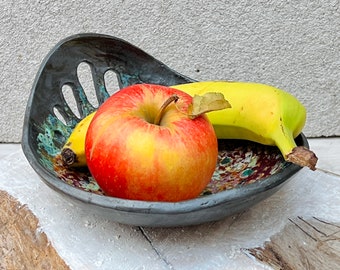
[77,62,99,108]
[104,69,120,97]
[61,84,81,119]
[53,106,67,125]
[54,61,122,126]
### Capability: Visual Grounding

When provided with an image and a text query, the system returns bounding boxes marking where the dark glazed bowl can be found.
[22,33,306,227]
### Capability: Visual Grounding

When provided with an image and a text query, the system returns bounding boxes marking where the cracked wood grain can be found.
[244,217,340,270]
[0,190,70,270]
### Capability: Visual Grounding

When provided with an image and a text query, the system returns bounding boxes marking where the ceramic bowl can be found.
[22,33,306,227]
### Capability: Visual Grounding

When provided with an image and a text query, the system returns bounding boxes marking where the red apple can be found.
[85,84,218,202]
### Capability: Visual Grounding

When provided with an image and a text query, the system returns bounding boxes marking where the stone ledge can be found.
[0,190,69,270]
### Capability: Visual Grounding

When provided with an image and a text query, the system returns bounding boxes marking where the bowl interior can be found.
[49,137,290,198]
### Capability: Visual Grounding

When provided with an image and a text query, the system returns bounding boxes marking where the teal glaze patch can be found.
[76,86,95,116]
[36,114,73,171]
[37,114,73,154]
[221,157,231,165]
[240,168,254,178]
[99,85,110,100]
[36,113,104,194]
[120,73,138,88]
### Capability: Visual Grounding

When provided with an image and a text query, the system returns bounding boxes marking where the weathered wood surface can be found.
[246,217,340,270]
[0,190,70,270]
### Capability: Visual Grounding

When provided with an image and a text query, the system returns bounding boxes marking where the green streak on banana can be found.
[61,81,317,170]
[172,81,317,170]
[61,112,96,167]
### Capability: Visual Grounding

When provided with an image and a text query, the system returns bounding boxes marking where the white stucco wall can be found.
[0,1,339,142]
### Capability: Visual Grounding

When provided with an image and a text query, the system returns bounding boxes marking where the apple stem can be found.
[154,94,179,125]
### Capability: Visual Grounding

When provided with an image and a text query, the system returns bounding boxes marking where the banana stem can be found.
[273,127,318,170]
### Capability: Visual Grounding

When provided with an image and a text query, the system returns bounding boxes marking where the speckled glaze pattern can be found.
[50,139,287,197]
[36,108,286,198]
[205,140,286,195]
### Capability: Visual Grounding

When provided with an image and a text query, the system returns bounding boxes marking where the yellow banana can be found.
[61,112,95,167]
[61,81,317,170]
[172,81,317,170]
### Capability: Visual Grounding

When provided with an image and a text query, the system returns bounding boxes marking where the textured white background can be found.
[0,0,339,142]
